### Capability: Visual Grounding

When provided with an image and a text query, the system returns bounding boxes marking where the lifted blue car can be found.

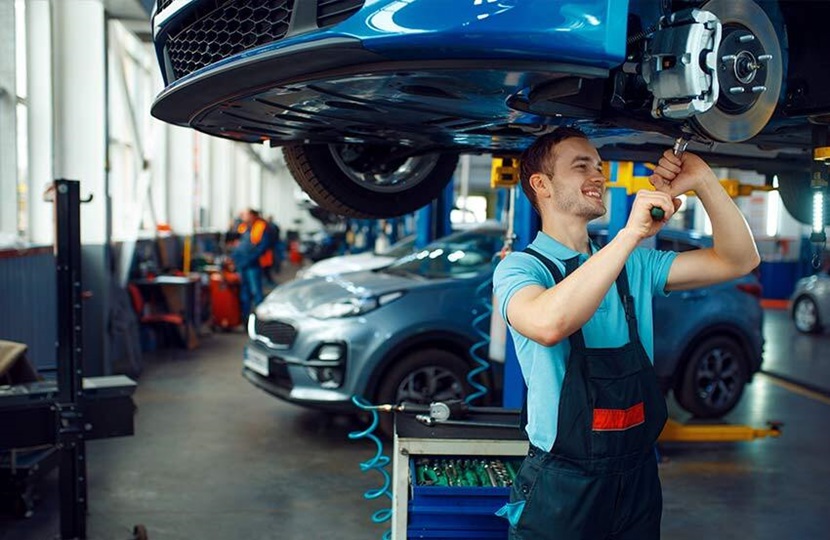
[150,1,829,219]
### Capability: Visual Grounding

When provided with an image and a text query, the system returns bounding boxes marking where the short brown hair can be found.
[519,126,589,213]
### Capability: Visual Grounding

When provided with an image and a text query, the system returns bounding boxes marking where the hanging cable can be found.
[466,270,494,405]
[465,187,517,404]
[348,395,393,540]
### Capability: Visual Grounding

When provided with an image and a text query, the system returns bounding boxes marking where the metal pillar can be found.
[26,0,55,245]
[0,0,18,235]
[52,0,110,376]
[416,177,454,247]
[166,127,196,234]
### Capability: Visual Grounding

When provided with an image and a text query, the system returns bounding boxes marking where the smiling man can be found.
[493,126,759,539]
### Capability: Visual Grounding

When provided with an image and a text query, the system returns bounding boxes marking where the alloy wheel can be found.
[395,366,465,404]
[694,346,742,410]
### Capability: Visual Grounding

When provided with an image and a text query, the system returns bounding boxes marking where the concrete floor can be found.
[1,308,829,539]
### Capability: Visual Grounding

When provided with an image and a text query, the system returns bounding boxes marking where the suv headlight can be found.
[307,291,404,319]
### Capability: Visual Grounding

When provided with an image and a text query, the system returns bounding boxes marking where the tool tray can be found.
[407,456,519,538]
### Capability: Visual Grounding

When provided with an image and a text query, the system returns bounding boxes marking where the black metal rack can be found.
[0,179,138,539]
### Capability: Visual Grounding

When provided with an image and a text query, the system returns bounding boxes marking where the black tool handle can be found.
[651,136,689,221]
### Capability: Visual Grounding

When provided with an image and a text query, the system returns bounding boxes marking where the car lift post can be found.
[52,180,147,540]
[54,179,89,539]
[415,177,454,248]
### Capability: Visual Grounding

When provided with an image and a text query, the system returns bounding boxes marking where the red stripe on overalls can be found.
[592,402,645,431]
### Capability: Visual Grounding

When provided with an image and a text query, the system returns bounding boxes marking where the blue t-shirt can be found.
[493,232,677,451]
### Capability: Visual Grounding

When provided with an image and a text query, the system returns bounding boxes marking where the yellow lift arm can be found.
[658,418,782,443]
[605,161,776,197]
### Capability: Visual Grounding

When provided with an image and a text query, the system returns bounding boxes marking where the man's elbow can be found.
[733,248,761,276]
[743,252,761,274]
[533,319,569,347]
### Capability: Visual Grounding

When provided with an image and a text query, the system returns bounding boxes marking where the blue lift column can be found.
[501,190,540,409]
[607,162,630,242]
[416,177,454,247]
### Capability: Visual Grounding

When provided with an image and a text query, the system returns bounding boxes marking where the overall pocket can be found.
[513,465,613,540]
[498,455,541,528]
[585,346,651,456]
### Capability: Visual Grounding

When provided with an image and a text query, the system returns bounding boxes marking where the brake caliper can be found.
[642,9,722,120]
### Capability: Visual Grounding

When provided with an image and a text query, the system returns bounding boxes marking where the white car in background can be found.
[791,271,830,334]
[296,236,416,280]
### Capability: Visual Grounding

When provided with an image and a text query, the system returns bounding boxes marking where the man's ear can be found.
[529,173,550,203]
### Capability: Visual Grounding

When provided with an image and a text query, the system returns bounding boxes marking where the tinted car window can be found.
[376,236,416,258]
[384,230,502,279]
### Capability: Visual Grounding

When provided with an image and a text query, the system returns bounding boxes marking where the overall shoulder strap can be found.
[614,264,640,344]
[522,246,586,348]
[518,247,584,433]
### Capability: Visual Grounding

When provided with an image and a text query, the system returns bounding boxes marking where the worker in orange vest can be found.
[232,208,276,318]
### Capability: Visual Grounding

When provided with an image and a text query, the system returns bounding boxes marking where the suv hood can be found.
[301,253,395,279]
[257,271,421,315]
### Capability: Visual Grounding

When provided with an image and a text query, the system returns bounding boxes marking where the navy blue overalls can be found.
[507,247,668,540]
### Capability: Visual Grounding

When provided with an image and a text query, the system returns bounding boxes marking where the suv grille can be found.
[163,0,367,81]
[317,0,365,28]
[254,319,297,347]
[167,0,294,80]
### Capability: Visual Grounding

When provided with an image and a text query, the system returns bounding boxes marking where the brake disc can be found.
[692,0,784,142]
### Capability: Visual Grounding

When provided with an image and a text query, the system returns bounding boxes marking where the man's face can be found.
[241,210,253,224]
[543,137,607,220]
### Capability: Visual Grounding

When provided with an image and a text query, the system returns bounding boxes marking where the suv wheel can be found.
[375,349,472,438]
[793,296,821,334]
[284,144,459,218]
[676,335,748,418]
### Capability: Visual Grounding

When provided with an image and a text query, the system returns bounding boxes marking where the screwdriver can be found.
[651,136,689,221]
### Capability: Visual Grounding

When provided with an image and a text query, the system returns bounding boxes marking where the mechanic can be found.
[232,208,274,318]
[493,126,759,539]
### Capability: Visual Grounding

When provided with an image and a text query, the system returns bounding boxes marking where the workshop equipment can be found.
[393,412,527,540]
[658,418,782,442]
[209,265,242,330]
[388,403,782,539]
[0,180,140,538]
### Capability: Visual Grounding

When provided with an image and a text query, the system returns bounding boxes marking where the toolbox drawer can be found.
[407,456,522,539]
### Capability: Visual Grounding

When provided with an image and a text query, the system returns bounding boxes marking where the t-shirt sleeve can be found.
[493,252,549,324]
[632,246,678,296]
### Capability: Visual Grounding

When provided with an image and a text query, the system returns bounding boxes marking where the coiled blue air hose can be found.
[465,272,494,405]
[348,395,393,540]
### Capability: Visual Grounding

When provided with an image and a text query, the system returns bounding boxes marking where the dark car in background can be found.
[242,225,763,435]
[651,229,764,417]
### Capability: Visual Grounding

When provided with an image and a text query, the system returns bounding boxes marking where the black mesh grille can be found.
[167,0,294,80]
[157,0,175,13]
[254,319,297,347]
[317,0,365,28]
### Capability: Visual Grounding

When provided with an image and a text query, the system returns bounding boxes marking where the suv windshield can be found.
[384,229,503,279]
[376,235,416,258]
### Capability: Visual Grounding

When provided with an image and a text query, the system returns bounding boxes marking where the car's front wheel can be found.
[793,295,822,334]
[284,144,459,218]
[675,335,748,418]
[374,349,472,438]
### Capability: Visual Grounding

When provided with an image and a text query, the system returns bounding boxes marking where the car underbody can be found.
[151,0,830,219]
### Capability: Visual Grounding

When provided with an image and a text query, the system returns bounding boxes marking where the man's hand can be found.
[625,190,681,240]
[649,149,718,197]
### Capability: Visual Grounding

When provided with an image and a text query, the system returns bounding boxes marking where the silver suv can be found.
[243,226,764,434]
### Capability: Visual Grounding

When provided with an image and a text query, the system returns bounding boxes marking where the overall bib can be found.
[506,248,668,540]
